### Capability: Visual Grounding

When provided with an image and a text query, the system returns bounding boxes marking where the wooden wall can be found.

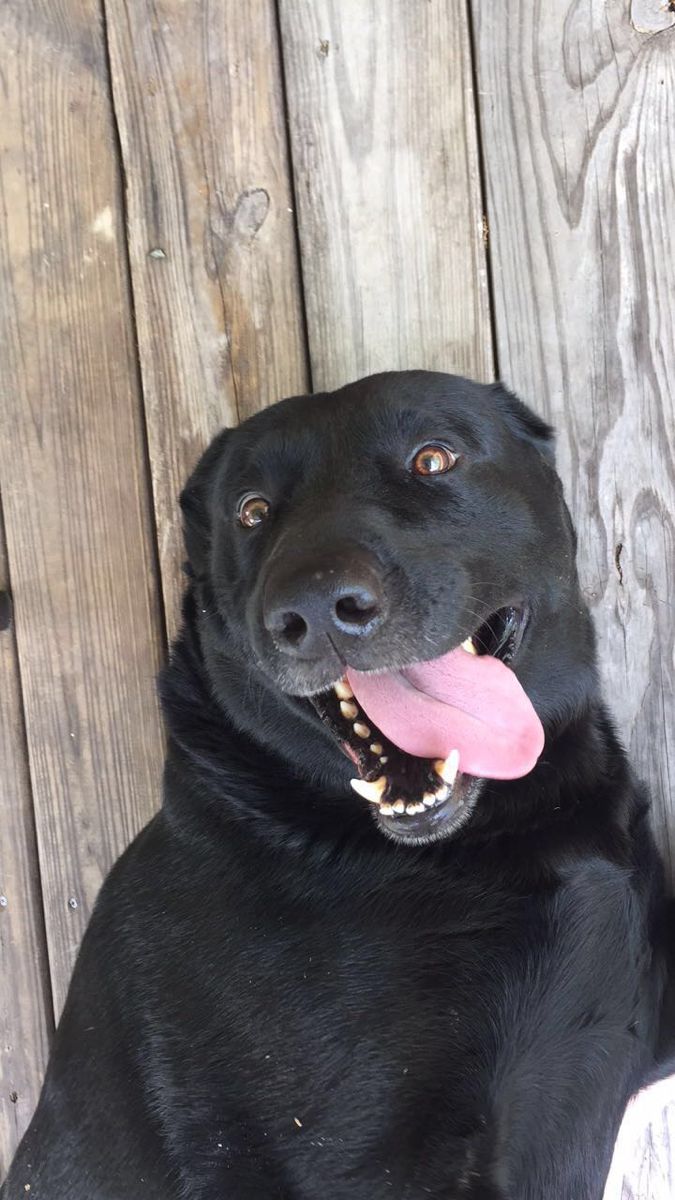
[1,0,673,1172]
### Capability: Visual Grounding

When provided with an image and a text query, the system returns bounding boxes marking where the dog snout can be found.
[263,549,387,658]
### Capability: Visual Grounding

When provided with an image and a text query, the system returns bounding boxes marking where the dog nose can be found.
[263,552,386,657]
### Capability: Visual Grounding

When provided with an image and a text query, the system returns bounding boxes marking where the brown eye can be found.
[237,494,271,528]
[412,443,458,476]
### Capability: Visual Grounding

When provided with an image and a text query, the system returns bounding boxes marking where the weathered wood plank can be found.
[278,0,493,391]
[604,1078,675,1200]
[104,0,308,635]
[0,0,165,1016]
[631,0,675,35]
[0,504,52,1174]
[471,1,675,881]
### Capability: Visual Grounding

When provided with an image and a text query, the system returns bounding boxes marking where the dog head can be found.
[180,371,595,845]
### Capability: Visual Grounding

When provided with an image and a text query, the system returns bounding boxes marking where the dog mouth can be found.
[309,605,544,843]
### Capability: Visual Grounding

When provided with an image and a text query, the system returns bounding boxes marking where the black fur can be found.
[3,372,670,1199]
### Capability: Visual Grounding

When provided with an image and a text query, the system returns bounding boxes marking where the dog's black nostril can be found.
[264,551,386,656]
[334,592,379,628]
[279,611,308,646]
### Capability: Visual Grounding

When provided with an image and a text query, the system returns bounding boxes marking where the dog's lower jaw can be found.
[376,776,485,846]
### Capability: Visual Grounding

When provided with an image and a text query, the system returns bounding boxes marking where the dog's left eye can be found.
[237,494,271,528]
[411,443,458,476]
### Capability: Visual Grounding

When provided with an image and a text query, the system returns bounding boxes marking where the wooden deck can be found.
[1,0,673,1188]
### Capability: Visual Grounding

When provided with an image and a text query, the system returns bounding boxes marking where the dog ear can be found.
[493,385,555,463]
[179,430,231,576]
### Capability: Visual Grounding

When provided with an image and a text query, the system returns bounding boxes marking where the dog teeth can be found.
[370,789,445,819]
[352,755,457,821]
[370,742,383,756]
[461,637,478,655]
[339,700,358,720]
[433,749,460,788]
[353,722,371,739]
[379,755,388,764]
[350,775,387,803]
[334,679,354,700]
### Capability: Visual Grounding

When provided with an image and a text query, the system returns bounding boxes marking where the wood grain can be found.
[471,0,675,881]
[631,0,675,35]
[278,0,493,391]
[104,0,309,635]
[0,504,52,1173]
[604,1078,675,1200]
[0,0,165,1015]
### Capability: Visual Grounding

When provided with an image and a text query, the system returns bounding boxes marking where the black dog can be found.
[3,372,670,1199]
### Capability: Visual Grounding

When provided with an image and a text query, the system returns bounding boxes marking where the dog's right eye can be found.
[237,494,271,528]
[411,443,458,476]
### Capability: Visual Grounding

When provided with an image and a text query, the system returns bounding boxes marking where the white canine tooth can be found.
[461,637,478,656]
[434,749,460,788]
[392,799,406,814]
[423,792,436,807]
[379,756,388,764]
[434,786,449,805]
[350,776,387,803]
[353,721,371,739]
[405,803,417,815]
[340,700,358,720]
[334,679,354,700]
[380,803,395,816]
[370,742,383,756]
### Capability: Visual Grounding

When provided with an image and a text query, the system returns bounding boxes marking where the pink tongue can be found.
[346,647,544,780]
